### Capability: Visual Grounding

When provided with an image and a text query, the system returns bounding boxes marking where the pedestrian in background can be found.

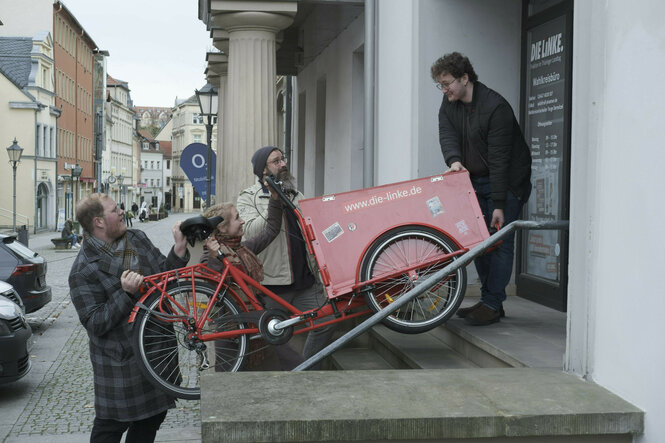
[120,202,128,226]
[68,193,190,442]
[139,201,148,222]
[433,51,532,326]
[61,219,80,249]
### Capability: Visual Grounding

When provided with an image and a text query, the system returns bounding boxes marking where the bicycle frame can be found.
[129,174,477,356]
[128,258,372,344]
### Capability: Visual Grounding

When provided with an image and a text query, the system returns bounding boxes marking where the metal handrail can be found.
[292,219,569,371]
[0,207,30,229]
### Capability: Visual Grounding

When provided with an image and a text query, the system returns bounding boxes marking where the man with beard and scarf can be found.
[236,146,334,369]
[68,193,189,443]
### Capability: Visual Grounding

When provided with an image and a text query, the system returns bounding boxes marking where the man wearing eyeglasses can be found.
[432,52,532,326]
[68,193,190,442]
[237,146,334,369]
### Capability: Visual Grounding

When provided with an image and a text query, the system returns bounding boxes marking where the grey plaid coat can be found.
[69,229,189,421]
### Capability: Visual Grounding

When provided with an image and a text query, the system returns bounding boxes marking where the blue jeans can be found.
[471,176,530,311]
[68,234,78,247]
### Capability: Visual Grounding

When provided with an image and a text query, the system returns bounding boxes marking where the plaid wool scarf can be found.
[214,233,264,282]
[84,231,143,275]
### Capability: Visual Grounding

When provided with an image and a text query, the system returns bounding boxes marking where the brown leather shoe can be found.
[464,304,501,326]
[457,302,505,318]
[456,302,482,318]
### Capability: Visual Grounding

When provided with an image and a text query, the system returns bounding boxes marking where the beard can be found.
[275,167,296,193]
[109,220,127,241]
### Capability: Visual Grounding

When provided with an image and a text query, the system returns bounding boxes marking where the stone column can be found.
[212,6,296,202]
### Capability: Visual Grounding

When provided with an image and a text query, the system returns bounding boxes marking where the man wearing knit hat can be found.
[237,146,334,369]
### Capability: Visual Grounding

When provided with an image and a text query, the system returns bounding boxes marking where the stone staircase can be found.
[201,293,643,442]
[328,293,566,371]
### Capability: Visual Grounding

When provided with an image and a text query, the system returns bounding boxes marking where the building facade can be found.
[137,130,164,210]
[104,74,134,207]
[0,32,60,232]
[199,0,665,441]
[52,2,97,223]
[170,94,217,212]
[1,0,100,228]
[135,105,171,136]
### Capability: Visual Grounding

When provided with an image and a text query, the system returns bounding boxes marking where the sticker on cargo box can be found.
[426,196,445,217]
[456,220,469,235]
[323,222,344,243]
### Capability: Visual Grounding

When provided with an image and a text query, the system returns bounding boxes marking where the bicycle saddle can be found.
[180,215,223,246]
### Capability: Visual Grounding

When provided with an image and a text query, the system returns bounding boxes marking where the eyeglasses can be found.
[435,77,458,91]
[99,206,120,219]
[268,156,287,167]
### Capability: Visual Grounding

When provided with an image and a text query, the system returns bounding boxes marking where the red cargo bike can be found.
[127,171,489,399]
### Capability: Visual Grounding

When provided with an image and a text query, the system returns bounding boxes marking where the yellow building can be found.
[0,32,60,232]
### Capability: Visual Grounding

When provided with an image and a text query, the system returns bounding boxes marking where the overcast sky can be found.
[62,0,213,107]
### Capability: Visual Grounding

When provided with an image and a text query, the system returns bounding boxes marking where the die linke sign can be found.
[180,143,216,201]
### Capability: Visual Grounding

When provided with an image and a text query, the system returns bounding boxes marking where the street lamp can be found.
[6,138,24,233]
[71,164,82,216]
[195,83,218,208]
[117,174,124,205]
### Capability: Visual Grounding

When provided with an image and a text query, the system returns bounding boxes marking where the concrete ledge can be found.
[201,368,642,442]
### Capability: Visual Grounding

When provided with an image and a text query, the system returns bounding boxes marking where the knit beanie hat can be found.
[251,146,280,189]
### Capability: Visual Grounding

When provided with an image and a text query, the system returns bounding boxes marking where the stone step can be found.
[202,368,643,442]
[329,324,478,371]
[328,347,393,370]
[369,324,478,369]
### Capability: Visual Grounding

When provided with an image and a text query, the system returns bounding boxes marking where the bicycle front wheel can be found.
[360,226,467,334]
[132,280,248,400]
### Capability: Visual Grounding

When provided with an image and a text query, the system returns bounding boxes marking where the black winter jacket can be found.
[438,81,532,209]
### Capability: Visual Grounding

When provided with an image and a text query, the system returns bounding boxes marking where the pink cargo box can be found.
[298,171,489,300]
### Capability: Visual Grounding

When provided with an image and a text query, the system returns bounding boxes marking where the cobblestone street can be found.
[0,212,201,442]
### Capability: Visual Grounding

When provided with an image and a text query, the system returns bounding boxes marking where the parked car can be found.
[0,234,52,313]
[0,280,32,383]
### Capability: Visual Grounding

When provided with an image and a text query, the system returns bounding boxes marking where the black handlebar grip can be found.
[265,175,298,212]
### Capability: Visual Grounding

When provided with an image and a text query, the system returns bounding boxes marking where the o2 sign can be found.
[180,143,216,201]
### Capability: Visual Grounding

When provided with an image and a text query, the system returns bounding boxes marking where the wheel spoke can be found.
[134,282,248,400]
[362,228,467,333]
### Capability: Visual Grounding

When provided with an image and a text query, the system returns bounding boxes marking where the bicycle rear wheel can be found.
[132,280,248,400]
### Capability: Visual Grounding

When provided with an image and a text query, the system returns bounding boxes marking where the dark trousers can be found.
[90,410,167,443]
[264,283,335,370]
[471,176,530,311]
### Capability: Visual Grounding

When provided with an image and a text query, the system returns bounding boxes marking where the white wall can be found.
[416,0,522,179]
[375,0,416,184]
[296,13,364,196]
[568,2,665,441]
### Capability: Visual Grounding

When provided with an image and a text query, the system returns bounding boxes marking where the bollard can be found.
[17,225,29,246]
